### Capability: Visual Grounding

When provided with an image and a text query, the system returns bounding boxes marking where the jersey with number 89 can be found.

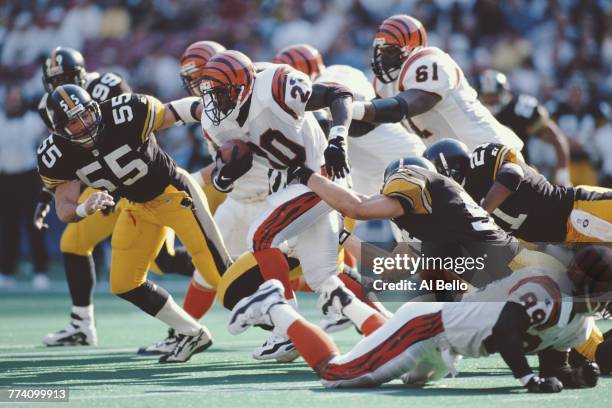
[37,93,179,203]
[38,72,131,130]
[442,266,590,358]
[464,143,574,242]
[374,47,523,151]
[202,64,327,179]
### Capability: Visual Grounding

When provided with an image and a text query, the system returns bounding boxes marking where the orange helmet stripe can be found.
[273,44,323,79]
[200,50,255,106]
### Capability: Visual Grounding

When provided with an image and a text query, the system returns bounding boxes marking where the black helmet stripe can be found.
[203,66,233,84]
[378,28,403,44]
[293,48,315,76]
[387,19,410,44]
[225,54,252,89]
[181,53,210,63]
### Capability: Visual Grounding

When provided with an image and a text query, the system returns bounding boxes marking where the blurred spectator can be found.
[0,85,49,289]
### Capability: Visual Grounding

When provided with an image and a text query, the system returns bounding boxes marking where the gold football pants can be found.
[566,185,612,242]
[110,170,231,294]
[60,187,174,274]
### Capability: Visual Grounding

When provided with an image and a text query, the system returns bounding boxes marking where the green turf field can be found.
[1,284,610,408]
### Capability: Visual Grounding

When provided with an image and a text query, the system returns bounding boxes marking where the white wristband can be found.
[190,170,205,188]
[329,125,348,140]
[75,202,89,218]
[352,101,366,121]
[168,97,200,125]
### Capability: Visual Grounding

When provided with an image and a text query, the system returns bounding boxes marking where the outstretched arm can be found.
[352,89,441,124]
[304,172,404,220]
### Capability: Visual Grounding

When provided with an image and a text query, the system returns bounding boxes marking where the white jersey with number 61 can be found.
[374,46,524,152]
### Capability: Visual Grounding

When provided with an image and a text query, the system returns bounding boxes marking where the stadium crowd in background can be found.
[0,0,610,284]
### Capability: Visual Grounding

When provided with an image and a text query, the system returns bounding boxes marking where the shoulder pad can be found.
[382,169,432,215]
[270,65,312,120]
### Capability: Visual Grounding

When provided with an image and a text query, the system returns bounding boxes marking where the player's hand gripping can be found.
[525,375,563,393]
[324,126,349,179]
[33,188,54,230]
[211,145,253,193]
[76,191,115,218]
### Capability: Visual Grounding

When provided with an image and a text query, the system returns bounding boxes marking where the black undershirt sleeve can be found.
[486,302,534,379]
[496,163,524,192]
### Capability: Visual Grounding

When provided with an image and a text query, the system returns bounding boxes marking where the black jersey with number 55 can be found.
[464,143,574,241]
[37,93,179,203]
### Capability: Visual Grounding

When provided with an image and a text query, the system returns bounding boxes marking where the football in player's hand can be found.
[219,139,252,163]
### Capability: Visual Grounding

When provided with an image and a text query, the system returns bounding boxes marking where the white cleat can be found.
[316,276,355,320]
[228,280,286,336]
[137,329,178,355]
[252,333,299,362]
[319,316,353,333]
[43,314,98,346]
[158,327,213,363]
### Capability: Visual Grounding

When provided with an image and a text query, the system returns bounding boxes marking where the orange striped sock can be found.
[359,313,387,336]
[287,319,338,370]
[182,280,216,320]
[255,249,295,302]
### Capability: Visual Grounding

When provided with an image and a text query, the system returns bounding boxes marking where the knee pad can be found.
[60,224,93,256]
[116,281,170,316]
[218,251,265,310]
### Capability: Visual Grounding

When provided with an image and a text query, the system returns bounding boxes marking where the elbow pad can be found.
[167,97,201,125]
[371,97,409,123]
[496,163,524,192]
[321,82,353,106]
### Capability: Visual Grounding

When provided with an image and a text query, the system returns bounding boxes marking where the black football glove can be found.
[33,188,54,230]
[559,362,600,388]
[324,133,349,179]
[525,376,563,393]
[287,164,314,185]
[211,145,253,193]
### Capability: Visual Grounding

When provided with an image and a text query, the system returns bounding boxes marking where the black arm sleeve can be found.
[349,120,377,137]
[370,97,409,123]
[496,163,524,192]
[487,302,534,379]
[321,82,353,106]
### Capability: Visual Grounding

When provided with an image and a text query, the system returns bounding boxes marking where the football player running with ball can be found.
[37,84,231,363]
[194,50,386,355]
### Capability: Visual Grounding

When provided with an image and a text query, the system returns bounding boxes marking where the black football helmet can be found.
[42,47,87,92]
[46,84,102,148]
[476,69,512,115]
[568,245,612,315]
[383,156,436,184]
[423,138,471,185]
